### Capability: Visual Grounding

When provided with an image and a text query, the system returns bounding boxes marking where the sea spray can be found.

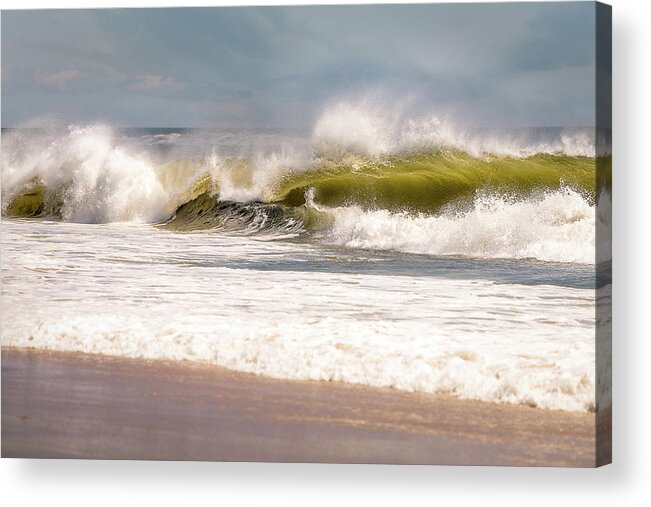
[312,100,596,158]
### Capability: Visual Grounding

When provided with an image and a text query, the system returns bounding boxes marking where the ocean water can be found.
[0,108,611,413]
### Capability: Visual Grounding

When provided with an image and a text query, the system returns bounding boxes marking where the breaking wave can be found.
[2,111,608,264]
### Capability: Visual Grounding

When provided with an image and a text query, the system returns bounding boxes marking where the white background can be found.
[1,0,649,505]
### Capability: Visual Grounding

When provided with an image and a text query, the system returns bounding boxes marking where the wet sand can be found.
[1,348,597,466]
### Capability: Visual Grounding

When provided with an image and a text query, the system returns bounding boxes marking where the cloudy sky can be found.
[1,3,596,128]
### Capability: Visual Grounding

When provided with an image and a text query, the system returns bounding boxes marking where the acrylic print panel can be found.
[0,2,611,466]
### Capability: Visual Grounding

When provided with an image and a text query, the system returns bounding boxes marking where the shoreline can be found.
[2,347,597,466]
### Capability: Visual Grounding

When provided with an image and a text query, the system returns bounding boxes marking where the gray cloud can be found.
[34,69,85,90]
[1,3,596,128]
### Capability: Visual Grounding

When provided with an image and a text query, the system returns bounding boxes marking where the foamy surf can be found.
[1,220,601,413]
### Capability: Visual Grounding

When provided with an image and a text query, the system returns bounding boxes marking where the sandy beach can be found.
[2,348,598,466]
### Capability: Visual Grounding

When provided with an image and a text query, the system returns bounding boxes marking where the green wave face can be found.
[5,184,47,217]
[272,151,598,213]
[4,183,65,219]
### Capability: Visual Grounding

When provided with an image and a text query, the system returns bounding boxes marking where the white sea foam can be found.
[315,187,597,264]
[2,220,599,412]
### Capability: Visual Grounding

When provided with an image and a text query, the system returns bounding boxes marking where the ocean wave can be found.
[2,120,609,264]
[3,125,600,221]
